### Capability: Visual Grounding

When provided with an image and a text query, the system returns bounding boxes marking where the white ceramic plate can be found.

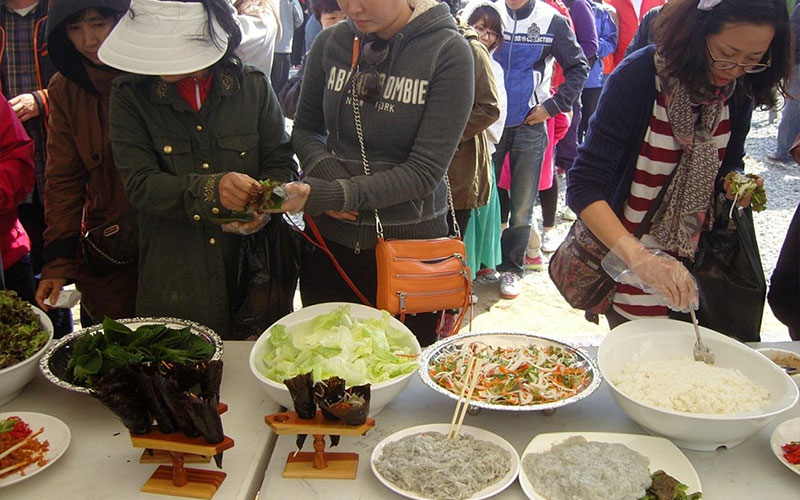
[371,423,520,500]
[0,412,70,488]
[770,417,800,476]
[519,432,702,500]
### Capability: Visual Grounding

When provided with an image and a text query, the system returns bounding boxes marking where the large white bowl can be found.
[0,305,54,406]
[249,302,421,416]
[597,319,798,451]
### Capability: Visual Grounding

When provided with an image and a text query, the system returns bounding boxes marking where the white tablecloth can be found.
[258,342,800,500]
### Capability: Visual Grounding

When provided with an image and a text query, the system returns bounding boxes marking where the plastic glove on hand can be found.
[605,235,699,312]
[221,212,270,235]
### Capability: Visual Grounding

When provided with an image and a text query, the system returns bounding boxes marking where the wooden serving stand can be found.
[130,403,235,499]
[265,410,375,480]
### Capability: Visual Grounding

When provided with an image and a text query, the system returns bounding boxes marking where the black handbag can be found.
[80,211,139,276]
[689,198,766,342]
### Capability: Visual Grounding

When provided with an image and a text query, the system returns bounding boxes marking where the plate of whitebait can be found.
[370,423,520,500]
[519,432,702,500]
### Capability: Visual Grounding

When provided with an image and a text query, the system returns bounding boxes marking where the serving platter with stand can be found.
[265,410,375,479]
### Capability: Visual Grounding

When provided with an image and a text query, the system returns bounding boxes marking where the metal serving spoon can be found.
[690,309,715,365]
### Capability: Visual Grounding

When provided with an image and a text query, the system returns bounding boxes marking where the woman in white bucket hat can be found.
[100,0,298,338]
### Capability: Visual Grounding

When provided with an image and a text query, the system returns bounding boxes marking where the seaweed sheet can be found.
[284,371,316,451]
[314,377,371,446]
[90,365,152,434]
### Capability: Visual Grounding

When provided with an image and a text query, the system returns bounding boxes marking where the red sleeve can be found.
[0,92,35,213]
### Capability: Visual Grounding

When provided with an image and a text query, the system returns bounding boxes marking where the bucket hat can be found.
[98,0,228,75]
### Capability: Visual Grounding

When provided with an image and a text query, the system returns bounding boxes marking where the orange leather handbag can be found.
[375,234,471,327]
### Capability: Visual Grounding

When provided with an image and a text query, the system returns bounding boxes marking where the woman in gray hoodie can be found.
[283,0,475,345]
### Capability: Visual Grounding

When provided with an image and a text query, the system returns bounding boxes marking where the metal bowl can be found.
[39,317,223,394]
[418,331,601,412]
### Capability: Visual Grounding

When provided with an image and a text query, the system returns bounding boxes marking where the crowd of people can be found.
[1,0,798,345]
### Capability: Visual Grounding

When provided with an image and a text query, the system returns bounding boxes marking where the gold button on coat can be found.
[209,238,216,245]
[202,162,210,170]
[239,151,246,157]
[211,207,220,214]
[196,125,203,131]
[193,214,201,221]
[163,145,173,154]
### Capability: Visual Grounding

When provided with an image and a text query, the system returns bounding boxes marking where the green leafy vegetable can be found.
[259,305,419,386]
[639,470,702,500]
[65,317,215,387]
[251,179,285,212]
[0,290,50,369]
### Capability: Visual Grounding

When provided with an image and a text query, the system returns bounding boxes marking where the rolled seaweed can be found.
[284,371,316,419]
[136,367,177,433]
[313,377,346,422]
[90,366,152,434]
[184,393,224,444]
[154,373,200,437]
[322,384,371,426]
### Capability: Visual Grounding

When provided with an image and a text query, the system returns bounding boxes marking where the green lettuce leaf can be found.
[259,306,418,386]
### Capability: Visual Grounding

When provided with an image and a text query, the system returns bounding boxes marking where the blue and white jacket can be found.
[495,0,589,126]
[585,0,618,89]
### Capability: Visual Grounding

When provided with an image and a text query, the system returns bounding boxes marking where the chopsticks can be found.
[447,356,483,440]
[0,427,43,462]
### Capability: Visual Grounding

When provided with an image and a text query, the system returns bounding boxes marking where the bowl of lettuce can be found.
[249,303,420,415]
[0,291,54,406]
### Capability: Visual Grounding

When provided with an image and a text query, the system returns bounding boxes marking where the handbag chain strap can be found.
[349,74,460,239]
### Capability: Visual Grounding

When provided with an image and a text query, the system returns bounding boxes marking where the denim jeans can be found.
[492,122,548,275]
[776,64,800,159]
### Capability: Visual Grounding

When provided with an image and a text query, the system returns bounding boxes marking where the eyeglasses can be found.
[705,39,771,74]
[473,25,500,42]
[356,39,390,103]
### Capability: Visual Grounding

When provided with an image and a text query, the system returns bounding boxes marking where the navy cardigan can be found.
[567,45,754,217]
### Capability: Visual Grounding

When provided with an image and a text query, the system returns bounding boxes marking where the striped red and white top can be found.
[611,77,731,320]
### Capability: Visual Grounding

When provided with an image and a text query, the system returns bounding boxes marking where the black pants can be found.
[578,87,602,144]
[18,193,73,336]
[539,173,559,228]
[3,253,35,303]
[270,53,292,97]
[299,237,440,347]
[554,100,582,171]
[449,209,471,238]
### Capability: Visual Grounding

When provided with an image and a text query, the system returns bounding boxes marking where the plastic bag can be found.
[688,199,766,342]
[231,214,310,340]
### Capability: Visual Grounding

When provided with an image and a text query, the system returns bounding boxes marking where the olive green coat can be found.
[109,64,297,338]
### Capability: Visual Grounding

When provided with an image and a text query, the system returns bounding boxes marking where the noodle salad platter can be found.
[419,332,601,412]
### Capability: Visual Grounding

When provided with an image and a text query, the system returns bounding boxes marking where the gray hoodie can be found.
[292,1,475,250]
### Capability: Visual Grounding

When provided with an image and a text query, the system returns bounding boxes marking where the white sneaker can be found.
[499,272,521,299]
[562,207,577,221]
[541,231,561,253]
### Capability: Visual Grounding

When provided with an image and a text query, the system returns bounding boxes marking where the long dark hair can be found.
[652,0,792,108]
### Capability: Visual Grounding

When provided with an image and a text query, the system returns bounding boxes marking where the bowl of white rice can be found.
[597,319,798,451]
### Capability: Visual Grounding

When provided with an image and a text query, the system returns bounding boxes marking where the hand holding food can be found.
[607,234,698,312]
[219,172,260,211]
[723,172,766,212]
